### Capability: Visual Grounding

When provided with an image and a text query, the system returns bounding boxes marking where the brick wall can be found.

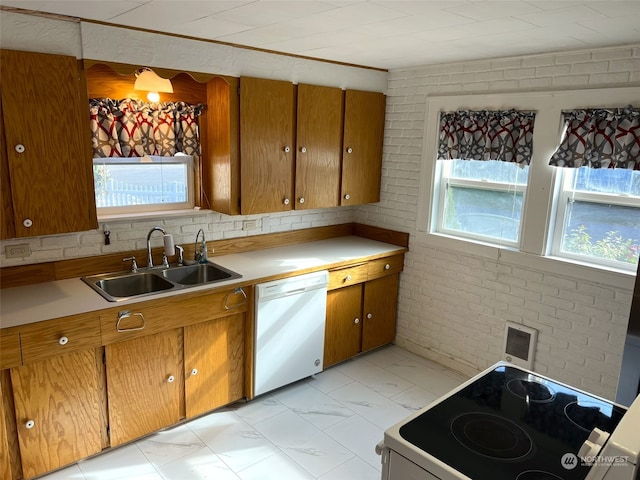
[358,44,640,399]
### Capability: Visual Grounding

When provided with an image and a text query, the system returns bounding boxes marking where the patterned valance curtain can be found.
[89,98,205,159]
[549,105,639,169]
[437,109,536,166]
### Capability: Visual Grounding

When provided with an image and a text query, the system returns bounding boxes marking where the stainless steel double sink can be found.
[82,262,242,302]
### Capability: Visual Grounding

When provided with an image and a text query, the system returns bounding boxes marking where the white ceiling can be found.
[3,0,640,70]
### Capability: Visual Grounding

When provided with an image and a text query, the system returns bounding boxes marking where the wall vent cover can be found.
[503,322,537,370]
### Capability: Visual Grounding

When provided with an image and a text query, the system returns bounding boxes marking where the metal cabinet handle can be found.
[354,318,360,324]
[299,197,305,204]
[167,375,175,383]
[283,198,290,205]
[344,194,350,200]
[23,218,33,228]
[15,144,25,154]
[300,147,307,153]
[191,368,198,376]
[346,147,353,154]
[116,310,146,332]
[58,336,69,346]
[345,274,352,282]
[25,420,35,429]
[384,263,391,270]
[284,146,291,153]
[367,313,373,319]
[224,287,247,310]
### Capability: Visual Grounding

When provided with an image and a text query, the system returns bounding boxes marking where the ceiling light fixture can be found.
[134,67,173,102]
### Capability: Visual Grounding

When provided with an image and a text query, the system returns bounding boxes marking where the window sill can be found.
[97,208,214,223]
[414,231,635,290]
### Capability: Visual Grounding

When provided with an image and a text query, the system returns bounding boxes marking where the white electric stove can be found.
[378,362,640,480]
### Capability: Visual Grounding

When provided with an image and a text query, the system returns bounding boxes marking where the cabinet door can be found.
[324,284,363,368]
[295,84,343,210]
[240,77,295,214]
[105,329,182,446]
[10,349,103,478]
[0,49,97,237]
[341,89,386,206]
[184,314,245,418]
[0,95,15,240]
[362,274,399,352]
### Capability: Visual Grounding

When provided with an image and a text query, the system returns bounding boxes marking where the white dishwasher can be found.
[254,270,329,397]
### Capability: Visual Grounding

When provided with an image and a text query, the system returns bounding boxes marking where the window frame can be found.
[92,154,195,216]
[416,87,640,277]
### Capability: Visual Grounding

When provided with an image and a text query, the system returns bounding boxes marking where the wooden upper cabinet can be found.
[295,84,343,210]
[0,96,16,240]
[341,89,386,206]
[0,49,97,238]
[240,77,296,214]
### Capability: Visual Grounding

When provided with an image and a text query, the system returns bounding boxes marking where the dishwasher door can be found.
[254,270,328,397]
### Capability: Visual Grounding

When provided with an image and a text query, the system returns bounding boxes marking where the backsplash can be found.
[0,208,357,268]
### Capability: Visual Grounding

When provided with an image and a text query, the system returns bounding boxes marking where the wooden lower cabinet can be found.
[10,349,103,479]
[324,274,400,368]
[362,275,400,352]
[184,313,245,418]
[105,329,182,446]
[324,284,363,367]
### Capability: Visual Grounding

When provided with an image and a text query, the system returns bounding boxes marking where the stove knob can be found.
[578,440,599,466]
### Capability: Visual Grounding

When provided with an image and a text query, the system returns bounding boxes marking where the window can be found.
[435,159,529,246]
[93,155,194,214]
[417,88,640,276]
[552,167,640,269]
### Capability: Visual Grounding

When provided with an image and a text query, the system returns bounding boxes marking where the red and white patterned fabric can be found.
[549,105,639,170]
[437,109,536,166]
[89,98,204,159]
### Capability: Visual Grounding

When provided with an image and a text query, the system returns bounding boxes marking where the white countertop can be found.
[0,236,405,329]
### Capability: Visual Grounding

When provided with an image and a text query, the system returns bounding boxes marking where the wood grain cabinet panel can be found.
[0,330,21,370]
[324,284,363,368]
[362,274,400,352]
[10,349,103,479]
[105,329,182,446]
[240,77,296,214]
[0,49,97,238]
[20,313,101,365]
[328,263,368,291]
[295,84,343,210]
[184,313,245,418]
[341,90,386,206]
[367,254,404,281]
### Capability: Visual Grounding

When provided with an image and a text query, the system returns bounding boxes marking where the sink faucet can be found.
[194,228,208,264]
[147,227,174,268]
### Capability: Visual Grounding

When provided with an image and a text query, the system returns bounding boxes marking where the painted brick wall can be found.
[358,44,640,399]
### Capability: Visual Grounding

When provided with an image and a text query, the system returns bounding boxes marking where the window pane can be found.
[560,201,640,265]
[574,167,640,196]
[94,161,189,208]
[450,159,529,185]
[444,186,524,242]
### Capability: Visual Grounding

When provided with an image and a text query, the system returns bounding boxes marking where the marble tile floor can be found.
[39,345,470,480]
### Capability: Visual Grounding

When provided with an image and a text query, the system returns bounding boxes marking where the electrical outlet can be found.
[242,219,258,231]
[5,244,32,259]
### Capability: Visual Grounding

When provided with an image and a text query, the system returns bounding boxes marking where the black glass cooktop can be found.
[399,365,627,480]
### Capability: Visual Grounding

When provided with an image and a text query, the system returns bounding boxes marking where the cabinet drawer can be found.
[0,329,21,369]
[328,263,368,290]
[101,287,249,344]
[20,313,101,365]
[367,254,404,280]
